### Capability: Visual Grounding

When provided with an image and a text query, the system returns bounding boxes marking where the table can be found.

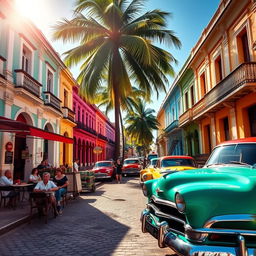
[12,184,34,202]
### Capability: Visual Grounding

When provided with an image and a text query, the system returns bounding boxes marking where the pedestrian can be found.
[115,159,123,184]
[73,158,79,173]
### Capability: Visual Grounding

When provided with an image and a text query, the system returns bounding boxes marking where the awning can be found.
[0,116,73,144]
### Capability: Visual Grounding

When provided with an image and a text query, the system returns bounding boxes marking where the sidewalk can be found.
[0,181,102,236]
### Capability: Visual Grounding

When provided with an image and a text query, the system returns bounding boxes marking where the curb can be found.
[0,214,34,236]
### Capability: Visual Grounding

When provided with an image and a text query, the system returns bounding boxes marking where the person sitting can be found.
[0,170,19,207]
[37,160,46,170]
[53,168,68,214]
[34,172,59,216]
[29,168,41,184]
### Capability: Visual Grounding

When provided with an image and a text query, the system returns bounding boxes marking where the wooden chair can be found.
[29,192,57,224]
[61,192,68,208]
[0,186,18,208]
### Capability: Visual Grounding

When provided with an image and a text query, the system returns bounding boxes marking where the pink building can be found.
[73,86,115,167]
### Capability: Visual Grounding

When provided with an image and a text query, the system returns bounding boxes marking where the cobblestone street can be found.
[0,177,175,256]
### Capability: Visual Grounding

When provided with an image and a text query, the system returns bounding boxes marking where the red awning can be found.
[0,116,73,144]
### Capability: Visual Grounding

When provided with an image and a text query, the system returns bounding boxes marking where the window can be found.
[248,105,256,136]
[78,107,80,122]
[82,110,84,125]
[47,70,53,92]
[64,89,68,107]
[86,113,88,127]
[172,108,175,122]
[200,72,206,97]
[215,55,223,84]
[190,85,194,106]
[237,29,250,63]
[22,46,32,74]
[223,117,230,141]
[185,92,189,111]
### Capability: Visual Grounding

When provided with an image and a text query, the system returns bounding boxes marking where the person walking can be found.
[115,159,123,184]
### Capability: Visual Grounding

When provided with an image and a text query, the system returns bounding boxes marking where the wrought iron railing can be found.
[62,107,75,122]
[44,91,61,111]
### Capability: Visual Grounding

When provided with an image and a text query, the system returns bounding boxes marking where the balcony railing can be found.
[62,107,75,122]
[0,56,6,79]
[98,133,108,141]
[15,69,42,97]
[44,91,61,111]
[204,62,256,109]
[165,120,179,133]
[192,98,205,118]
[179,109,192,127]
[76,122,97,135]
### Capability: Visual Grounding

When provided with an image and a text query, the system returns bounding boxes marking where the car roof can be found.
[160,155,194,160]
[218,137,256,146]
[96,161,112,163]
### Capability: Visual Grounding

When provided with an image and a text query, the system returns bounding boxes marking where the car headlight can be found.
[175,193,186,213]
[142,184,148,197]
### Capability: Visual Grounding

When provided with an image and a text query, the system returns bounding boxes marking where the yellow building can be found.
[156,108,167,156]
[59,69,76,166]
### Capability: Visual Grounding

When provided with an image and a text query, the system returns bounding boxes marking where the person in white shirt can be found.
[0,170,19,207]
[73,159,79,173]
[34,172,58,216]
[28,168,41,184]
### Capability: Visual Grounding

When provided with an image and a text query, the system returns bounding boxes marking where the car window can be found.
[95,162,112,167]
[206,143,256,166]
[161,158,195,167]
[124,160,139,164]
[151,159,158,166]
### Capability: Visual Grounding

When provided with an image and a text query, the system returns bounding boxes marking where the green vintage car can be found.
[141,138,256,256]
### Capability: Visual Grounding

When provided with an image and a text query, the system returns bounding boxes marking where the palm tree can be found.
[53,0,181,160]
[125,100,159,153]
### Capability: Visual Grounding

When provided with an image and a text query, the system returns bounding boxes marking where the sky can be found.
[15,0,220,124]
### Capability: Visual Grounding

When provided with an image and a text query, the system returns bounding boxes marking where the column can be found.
[210,114,217,148]
[230,106,238,140]
[5,27,14,82]
[205,56,211,92]
[222,32,230,77]
[198,122,203,154]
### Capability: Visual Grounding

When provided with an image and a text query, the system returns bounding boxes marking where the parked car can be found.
[147,153,158,162]
[122,158,142,176]
[92,161,115,181]
[141,137,256,255]
[141,155,197,183]
[140,158,159,184]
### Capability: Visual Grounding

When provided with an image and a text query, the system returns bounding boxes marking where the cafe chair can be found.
[61,192,68,208]
[0,186,18,209]
[29,192,57,224]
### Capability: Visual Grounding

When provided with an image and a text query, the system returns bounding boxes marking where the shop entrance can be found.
[248,105,256,136]
[43,123,54,166]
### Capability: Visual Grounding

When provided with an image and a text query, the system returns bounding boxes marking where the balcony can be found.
[164,120,179,133]
[62,107,75,123]
[98,133,108,141]
[76,122,97,135]
[15,69,42,98]
[0,56,6,79]
[193,62,256,119]
[179,109,192,127]
[44,91,61,111]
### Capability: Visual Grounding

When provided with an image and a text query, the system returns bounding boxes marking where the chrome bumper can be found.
[141,209,256,256]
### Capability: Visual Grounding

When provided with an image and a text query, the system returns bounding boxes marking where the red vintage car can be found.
[122,158,142,176]
[92,161,115,181]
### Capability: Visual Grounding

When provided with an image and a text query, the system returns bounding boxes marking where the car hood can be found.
[147,166,256,227]
[160,166,196,172]
[93,167,112,173]
[123,164,139,168]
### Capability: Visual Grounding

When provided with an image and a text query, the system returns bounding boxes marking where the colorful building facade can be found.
[0,1,73,180]
[157,0,256,160]
[73,86,115,168]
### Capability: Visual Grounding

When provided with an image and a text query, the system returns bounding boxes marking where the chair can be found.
[29,192,56,224]
[61,192,68,208]
[0,186,18,208]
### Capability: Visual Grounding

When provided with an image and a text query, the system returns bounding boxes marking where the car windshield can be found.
[124,160,139,164]
[148,154,158,161]
[95,162,112,167]
[161,158,196,168]
[206,143,256,166]
[150,159,158,166]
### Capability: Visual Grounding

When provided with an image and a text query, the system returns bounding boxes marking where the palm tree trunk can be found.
[113,47,121,161]
[119,111,125,161]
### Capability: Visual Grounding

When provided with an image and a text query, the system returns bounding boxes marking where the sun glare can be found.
[15,0,48,29]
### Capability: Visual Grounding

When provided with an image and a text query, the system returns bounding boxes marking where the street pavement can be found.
[0,177,176,256]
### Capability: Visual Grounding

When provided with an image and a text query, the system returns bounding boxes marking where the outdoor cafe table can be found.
[12,183,34,202]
